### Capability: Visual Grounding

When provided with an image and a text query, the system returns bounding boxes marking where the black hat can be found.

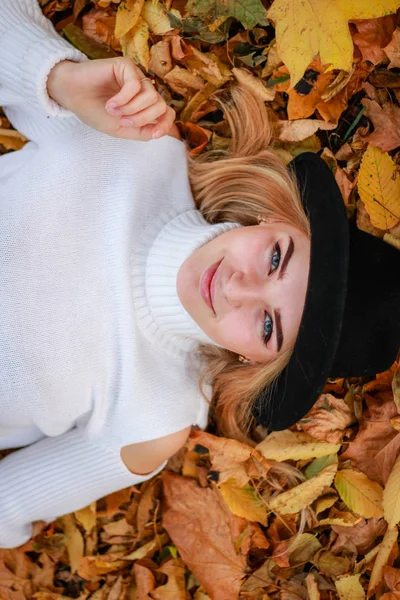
[252,152,400,431]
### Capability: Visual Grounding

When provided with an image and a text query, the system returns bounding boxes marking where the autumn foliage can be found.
[1,0,400,598]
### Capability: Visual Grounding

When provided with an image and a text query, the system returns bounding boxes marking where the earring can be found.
[257,215,269,225]
[238,355,251,364]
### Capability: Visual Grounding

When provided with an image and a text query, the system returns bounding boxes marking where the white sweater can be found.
[0,0,238,548]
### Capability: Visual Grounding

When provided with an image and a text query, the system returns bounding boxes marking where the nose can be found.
[224,269,267,308]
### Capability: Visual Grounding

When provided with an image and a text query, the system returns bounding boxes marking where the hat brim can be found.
[253,152,350,431]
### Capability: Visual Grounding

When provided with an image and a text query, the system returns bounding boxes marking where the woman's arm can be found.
[0,427,168,549]
[46,57,179,142]
[0,0,89,145]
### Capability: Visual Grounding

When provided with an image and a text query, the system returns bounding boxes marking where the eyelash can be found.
[262,243,281,346]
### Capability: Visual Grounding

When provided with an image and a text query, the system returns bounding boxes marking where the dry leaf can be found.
[358,144,400,230]
[162,471,247,599]
[115,0,145,38]
[352,15,397,65]
[297,394,354,443]
[268,463,337,515]
[61,515,84,574]
[384,29,400,68]
[267,0,400,87]
[276,119,336,142]
[121,16,150,69]
[383,453,400,528]
[335,573,366,599]
[368,527,399,597]
[361,99,400,152]
[256,429,340,462]
[219,479,267,525]
[334,469,384,519]
[232,68,275,101]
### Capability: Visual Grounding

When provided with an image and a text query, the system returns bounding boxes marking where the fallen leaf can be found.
[121,16,150,69]
[297,394,354,443]
[340,392,400,487]
[257,429,340,462]
[335,573,366,600]
[149,40,172,78]
[232,67,275,101]
[61,515,84,575]
[352,15,397,65]
[384,28,400,68]
[331,517,387,554]
[162,471,247,599]
[383,453,400,528]
[368,526,399,597]
[361,99,400,152]
[142,0,174,34]
[334,469,384,519]
[313,549,351,577]
[267,0,400,87]
[152,558,186,600]
[358,144,400,229]
[185,0,267,30]
[268,463,337,515]
[276,119,336,142]
[219,479,267,525]
[115,0,145,38]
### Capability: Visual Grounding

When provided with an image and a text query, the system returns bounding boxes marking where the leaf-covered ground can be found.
[1,0,400,598]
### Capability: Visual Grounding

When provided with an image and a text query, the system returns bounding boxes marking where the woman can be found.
[0,0,398,549]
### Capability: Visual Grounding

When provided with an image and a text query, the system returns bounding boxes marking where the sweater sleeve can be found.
[0,0,89,145]
[0,428,167,549]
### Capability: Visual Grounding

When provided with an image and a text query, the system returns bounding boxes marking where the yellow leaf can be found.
[268,0,400,87]
[232,68,275,102]
[367,527,398,598]
[335,469,384,519]
[335,573,366,600]
[115,0,145,39]
[314,492,338,515]
[61,514,84,574]
[257,430,340,462]
[317,512,362,527]
[383,452,400,528]
[121,17,150,69]
[358,144,400,230]
[268,463,337,515]
[142,0,173,34]
[219,479,267,525]
[74,502,96,533]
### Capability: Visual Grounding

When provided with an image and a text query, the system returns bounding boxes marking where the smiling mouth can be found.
[200,259,222,314]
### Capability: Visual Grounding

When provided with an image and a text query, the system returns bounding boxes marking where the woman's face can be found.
[177,222,310,363]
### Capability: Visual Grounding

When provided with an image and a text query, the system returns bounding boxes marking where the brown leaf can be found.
[297,394,354,443]
[313,549,351,577]
[332,517,387,555]
[134,562,157,599]
[152,558,187,600]
[161,471,247,599]
[352,15,397,65]
[384,29,400,68]
[340,392,400,486]
[361,98,400,151]
[149,40,172,78]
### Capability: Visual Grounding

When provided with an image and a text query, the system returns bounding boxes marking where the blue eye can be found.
[263,312,273,345]
[270,243,281,274]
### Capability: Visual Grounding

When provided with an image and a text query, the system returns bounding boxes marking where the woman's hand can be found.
[47,57,177,141]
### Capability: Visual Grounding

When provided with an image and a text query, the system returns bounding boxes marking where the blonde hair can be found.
[187,83,310,447]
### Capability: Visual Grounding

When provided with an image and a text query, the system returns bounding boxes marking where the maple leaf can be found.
[268,0,400,87]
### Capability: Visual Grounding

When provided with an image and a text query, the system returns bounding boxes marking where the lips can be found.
[200,259,222,314]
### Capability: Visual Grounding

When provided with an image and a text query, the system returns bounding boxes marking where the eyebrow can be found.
[274,309,283,352]
[278,236,294,280]
[274,237,295,352]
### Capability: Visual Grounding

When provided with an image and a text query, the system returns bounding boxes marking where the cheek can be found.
[215,312,257,353]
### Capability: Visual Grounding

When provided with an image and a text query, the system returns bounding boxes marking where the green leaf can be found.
[186,0,267,30]
[305,454,338,479]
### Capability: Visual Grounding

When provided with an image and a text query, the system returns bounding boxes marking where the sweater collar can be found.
[131,209,240,357]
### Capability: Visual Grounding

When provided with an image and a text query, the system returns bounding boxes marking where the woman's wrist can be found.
[47,60,79,111]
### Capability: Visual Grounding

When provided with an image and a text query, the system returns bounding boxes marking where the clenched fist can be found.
[47,56,177,142]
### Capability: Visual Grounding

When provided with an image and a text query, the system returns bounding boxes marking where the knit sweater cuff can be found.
[0,428,168,549]
[0,2,88,118]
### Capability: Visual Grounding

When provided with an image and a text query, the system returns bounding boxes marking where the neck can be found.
[132,209,240,357]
